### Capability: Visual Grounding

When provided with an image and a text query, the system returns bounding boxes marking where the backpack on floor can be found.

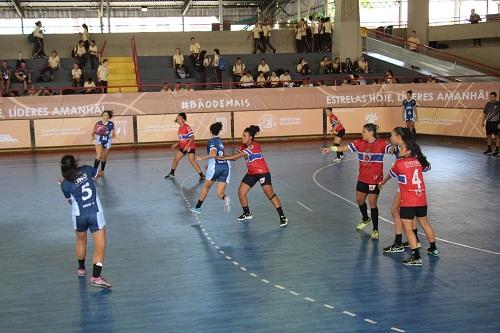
[27,33,35,43]
[176,66,188,79]
[37,71,51,83]
[218,57,227,71]
[194,58,204,72]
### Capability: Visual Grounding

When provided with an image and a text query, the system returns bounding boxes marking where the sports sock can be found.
[243,206,250,215]
[359,203,369,220]
[276,206,284,217]
[413,228,419,242]
[100,161,106,171]
[94,159,100,169]
[196,200,203,209]
[395,234,402,246]
[78,259,85,270]
[371,207,379,230]
[92,263,103,278]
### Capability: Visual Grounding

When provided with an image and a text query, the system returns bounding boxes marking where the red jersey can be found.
[329,113,345,132]
[178,123,195,150]
[240,141,270,175]
[348,138,391,184]
[389,157,428,207]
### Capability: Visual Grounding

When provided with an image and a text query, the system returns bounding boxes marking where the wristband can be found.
[330,146,338,152]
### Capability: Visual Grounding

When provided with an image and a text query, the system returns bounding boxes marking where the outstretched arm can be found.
[197,147,217,161]
[218,151,246,161]
[321,144,349,155]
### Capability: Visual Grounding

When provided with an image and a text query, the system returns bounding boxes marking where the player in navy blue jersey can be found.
[58,155,111,289]
[190,122,231,214]
[92,110,115,178]
[402,90,417,137]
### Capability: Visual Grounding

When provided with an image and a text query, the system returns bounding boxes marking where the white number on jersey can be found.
[411,169,422,189]
[81,182,93,201]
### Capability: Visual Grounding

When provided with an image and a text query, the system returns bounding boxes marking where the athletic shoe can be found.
[237,213,253,221]
[164,172,175,179]
[89,276,112,289]
[332,158,342,163]
[483,149,492,155]
[402,241,421,248]
[371,230,379,240]
[199,175,206,183]
[402,256,423,266]
[427,247,440,257]
[493,150,499,156]
[190,207,202,214]
[383,243,404,253]
[97,170,104,178]
[76,268,87,277]
[280,216,288,227]
[356,218,371,231]
[224,196,231,213]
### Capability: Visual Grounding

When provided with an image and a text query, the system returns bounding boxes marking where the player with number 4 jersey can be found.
[379,141,438,267]
[58,155,111,288]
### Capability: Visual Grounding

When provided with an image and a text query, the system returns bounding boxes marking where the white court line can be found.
[225,256,232,260]
[323,304,334,309]
[289,291,300,296]
[219,250,225,254]
[296,201,313,213]
[304,297,316,302]
[261,279,270,284]
[343,311,357,317]
[249,273,258,277]
[232,261,239,266]
[274,285,286,290]
[312,161,500,257]
[240,267,247,271]
[391,327,406,333]
[364,319,377,324]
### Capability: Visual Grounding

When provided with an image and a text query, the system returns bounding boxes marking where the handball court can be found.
[0,138,499,333]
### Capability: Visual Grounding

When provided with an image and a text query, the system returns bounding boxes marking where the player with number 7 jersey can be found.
[59,155,111,289]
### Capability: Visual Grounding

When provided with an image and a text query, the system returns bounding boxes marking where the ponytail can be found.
[60,155,79,182]
[363,123,379,138]
[393,126,412,142]
[210,122,223,136]
[244,125,260,139]
[408,141,430,169]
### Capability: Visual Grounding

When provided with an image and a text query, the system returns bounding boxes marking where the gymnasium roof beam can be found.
[182,0,192,15]
[10,0,24,18]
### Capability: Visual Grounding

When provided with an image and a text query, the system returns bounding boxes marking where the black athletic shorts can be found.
[485,121,499,136]
[242,173,272,188]
[335,129,346,138]
[400,206,427,220]
[356,180,380,195]
[179,148,195,155]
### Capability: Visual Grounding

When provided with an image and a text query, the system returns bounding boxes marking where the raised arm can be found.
[218,150,246,161]
[197,147,217,161]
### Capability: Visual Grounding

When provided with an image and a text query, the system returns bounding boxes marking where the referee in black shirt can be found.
[482,92,500,156]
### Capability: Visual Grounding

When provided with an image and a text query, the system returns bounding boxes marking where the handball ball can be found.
[96,124,107,136]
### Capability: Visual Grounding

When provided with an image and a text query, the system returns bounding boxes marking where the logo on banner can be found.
[0,134,19,143]
[365,112,379,124]
[113,120,128,136]
[258,113,277,131]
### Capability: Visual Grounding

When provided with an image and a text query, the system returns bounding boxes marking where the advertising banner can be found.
[137,112,232,143]
[416,108,485,138]
[326,107,405,134]
[34,116,134,147]
[0,120,31,149]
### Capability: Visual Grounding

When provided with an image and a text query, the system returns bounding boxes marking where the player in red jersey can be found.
[379,140,439,266]
[383,127,421,254]
[164,113,205,182]
[322,123,391,240]
[218,125,288,227]
[325,108,346,162]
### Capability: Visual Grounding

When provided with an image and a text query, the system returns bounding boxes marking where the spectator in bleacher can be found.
[213,48,223,89]
[249,22,265,54]
[15,62,32,93]
[239,71,255,88]
[74,40,87,67]
[256,71,267,88]
[318,17,324,51]
[468,9,482,47]
[384,69,397,84]
[27,85,40,96]
[189,37,201,62]
[40,86,53,96]
[89,40,99,69]
[174,81,182,92]
[322,17,333,52]
[263,21,277,54]
[97,59,109,93]
[295,20,305,53]
[32,21,46,58]
[296,58,311,75]
[81,24,90,51]
[232,57,246,82]
[258,58,270,78]
[301,19,310,52]
[269,71,280,87]
[320,56,334,74]
[173,48,184,71]
[198,51,210,90]
[301,77,313,87]
[71,63,82,87]
[161,82,171,92]
[184,82,193,91]
[40,50,61,81]
[83,78,96,94]
[310,16,318,52]
[342,58,354,74]
[357,56,369,73]
[279,70,292,87]
[426,75,437,83]
[317,80,325,86]
[332,57,342,73]
[1,61,12,94]
[407,30,420,52]
[340,77,350,86]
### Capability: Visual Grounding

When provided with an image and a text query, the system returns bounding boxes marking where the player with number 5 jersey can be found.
[58,155,111,288]
[379,141,439,266]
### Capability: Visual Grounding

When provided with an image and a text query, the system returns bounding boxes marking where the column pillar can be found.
[407,0,429,44]
[333,0,361,59]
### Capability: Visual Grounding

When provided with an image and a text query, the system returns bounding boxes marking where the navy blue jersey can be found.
[94,120,114,142]
[207,137,228,168]
[60,165,101,216]
[402,99,417,120]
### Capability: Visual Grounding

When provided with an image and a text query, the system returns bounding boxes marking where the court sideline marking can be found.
[312,160,500,257]
[175,176,407,333]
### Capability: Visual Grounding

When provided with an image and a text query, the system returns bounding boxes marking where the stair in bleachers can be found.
[107,57,138,93]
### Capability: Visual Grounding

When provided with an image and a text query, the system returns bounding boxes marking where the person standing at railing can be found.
[212,48,223,89]
[189,37,201,62]
[407,30,420,52]
[322,17,333,52]
[32,21,47,59]
[263,21,277,54]
[468,9,482,47]
[71,63,82,88]
[97,59,109,93]
[88,40,99,70]
[0,61,12,95]
[482,92,499,156]
[249,22,265,54]
[81,24,90,51]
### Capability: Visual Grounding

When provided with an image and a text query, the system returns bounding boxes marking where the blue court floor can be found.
[0,139,499,333]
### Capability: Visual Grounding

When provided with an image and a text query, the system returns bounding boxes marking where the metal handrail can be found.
[131,36,141,92]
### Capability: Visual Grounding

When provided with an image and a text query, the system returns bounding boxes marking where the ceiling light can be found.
[141,6,148,12]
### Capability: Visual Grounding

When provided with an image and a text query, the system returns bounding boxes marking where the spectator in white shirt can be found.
[311,16,320,52]
[88,40,99,69]
[256,71,267,88]
[189,37,201,62]
[250,22,265,54]
[71,63,82,87]
[81,24,90,51]
[262,22,276,53]
[42,50,61,81]
[160,82,171,92]
[74,40,87,67]
[212,49,223,89]
[269,71,280,87]
[232,57,246,82]
[83,78,96,94]
[258,58,270,78]
[322,17,333,52]
[279,70,293,87]
[240,71,255,88]
[173,48,184,70]
[32,21,46,58]
[97,59,109,93]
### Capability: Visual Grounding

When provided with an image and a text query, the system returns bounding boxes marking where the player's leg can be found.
[484,131,493,154]
[89,228,111,288]
[94,144,103,171]
[367,192,380,239]
[415,207,439,256]
[187,152,205,182]
[261,182,288,227]
[98,145,110,177]
[401,215,422,266]
[191,179,214,214]
[494,127,500,155]
[333,134,344,160]
[75,229,87,277]
[237,179,253,220]
[165,150,185,179]
[355,187,370,230]
[384,192,405,253]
